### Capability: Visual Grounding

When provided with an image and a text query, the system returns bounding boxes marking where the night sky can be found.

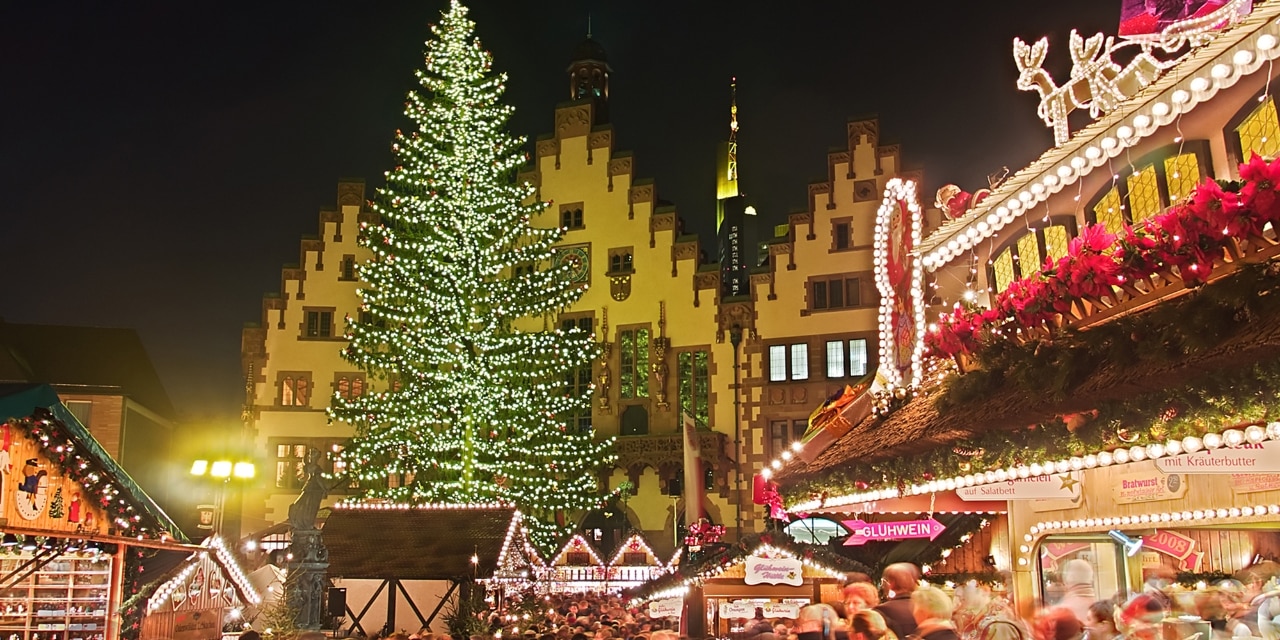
[3,1,1119,420]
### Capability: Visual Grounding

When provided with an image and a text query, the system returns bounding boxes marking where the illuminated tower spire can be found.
[716,77,751,298]
[716,77,739,203]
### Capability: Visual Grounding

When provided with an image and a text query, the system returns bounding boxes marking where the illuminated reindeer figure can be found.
[1014,36,1086,146]
[1067,30,1167,118]
[1015,32,1170,146]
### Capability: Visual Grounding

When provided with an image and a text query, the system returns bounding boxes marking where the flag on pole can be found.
[681,411,704,527]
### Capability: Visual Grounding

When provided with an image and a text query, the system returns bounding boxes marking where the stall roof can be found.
[775,275,1280,487]
[324,503,520,580]
[0,383,187,541]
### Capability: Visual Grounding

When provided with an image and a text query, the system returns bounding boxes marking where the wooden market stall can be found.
[633,535,869,639]
[138,537,261,640]
[0,384,191,640]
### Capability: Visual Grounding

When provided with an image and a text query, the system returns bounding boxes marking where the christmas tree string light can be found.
[329,0,615,549]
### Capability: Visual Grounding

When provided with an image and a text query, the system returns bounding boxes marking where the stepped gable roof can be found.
[775,269,1280,486]
[0,321,175,419]
[0,383,187,540]
[324,503,520,580]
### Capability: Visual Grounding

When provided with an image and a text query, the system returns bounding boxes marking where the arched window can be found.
[784,517,850,545]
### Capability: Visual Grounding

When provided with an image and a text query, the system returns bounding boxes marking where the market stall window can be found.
[1126,164,1162,223]
[1044,225,1071,261]
[1164,153,1202,205]
[992,248,1016,293]
[1017,233,1043,277]
[1235,95,1280,161]
[1037,536,1129,609]
[784,517,850,545]
[1086,142,1210,232]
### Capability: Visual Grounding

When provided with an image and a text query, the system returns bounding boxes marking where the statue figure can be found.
[288,448,328,532]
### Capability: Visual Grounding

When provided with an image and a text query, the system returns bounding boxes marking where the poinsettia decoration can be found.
[924,156,1280,361]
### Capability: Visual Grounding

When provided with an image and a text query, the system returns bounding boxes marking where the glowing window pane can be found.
[1163,153,1201,205]
[769,345,786,382]
[790,343,809,381]
[1092,186,1125,234]
[825,341,845,378]
[1017,233,1042,278]
[1043,225,1070,261]
[1237,96,1280,161]
[849,339,868,377]
[992,248,1015,294]
[1126,165,1161,223]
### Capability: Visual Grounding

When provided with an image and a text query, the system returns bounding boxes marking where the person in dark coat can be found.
[875,563,921,640]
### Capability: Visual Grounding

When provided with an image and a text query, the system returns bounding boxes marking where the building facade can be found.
[240,39,935,555]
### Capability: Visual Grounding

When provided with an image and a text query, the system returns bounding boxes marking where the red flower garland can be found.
[924,157,1280,361]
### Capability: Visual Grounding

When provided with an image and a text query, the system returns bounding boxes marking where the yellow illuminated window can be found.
[1092,186,1125,234]
[992,248,1015,294]
[1237,96,1280,161]
[1017,233,1042,277]
[1044,225,1070,262]
[1163,153,1201,205]
[1126,164,1162,223]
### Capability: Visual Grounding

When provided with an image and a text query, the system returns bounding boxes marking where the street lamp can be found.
[191,458,256,534]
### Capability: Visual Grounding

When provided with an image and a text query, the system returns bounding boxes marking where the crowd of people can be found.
[364,560,1280,640]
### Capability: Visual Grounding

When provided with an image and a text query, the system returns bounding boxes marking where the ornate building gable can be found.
[242,179,370,395]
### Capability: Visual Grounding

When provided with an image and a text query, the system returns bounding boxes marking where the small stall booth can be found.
[541,534,670,594]
[137,537,261,640]
[633,535,869,639]
[0,384,191,640]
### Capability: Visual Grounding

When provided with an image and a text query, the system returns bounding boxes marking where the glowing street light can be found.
[191,459,256,534]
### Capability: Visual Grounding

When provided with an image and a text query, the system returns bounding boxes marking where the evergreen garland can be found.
[785,263,1280,506]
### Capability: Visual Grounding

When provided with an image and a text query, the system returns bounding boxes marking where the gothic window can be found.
[619,328,650,399]
[678,350,710,428]
[561,314,594,434]
[279,373,312,407]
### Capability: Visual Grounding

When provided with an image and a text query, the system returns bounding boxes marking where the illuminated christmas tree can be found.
[331,0,615,547]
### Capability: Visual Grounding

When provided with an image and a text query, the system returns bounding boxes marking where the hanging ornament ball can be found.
[854,480,870,491]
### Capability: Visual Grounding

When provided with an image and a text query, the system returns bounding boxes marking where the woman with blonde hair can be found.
[851,609,899,640]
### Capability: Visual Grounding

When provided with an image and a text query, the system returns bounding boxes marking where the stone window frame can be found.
[830,217,853,252]
[276,370,313,409]
[560,202,585,230]
[339,255,358,281]
[607,246,635,275]
[300,307,338,340]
